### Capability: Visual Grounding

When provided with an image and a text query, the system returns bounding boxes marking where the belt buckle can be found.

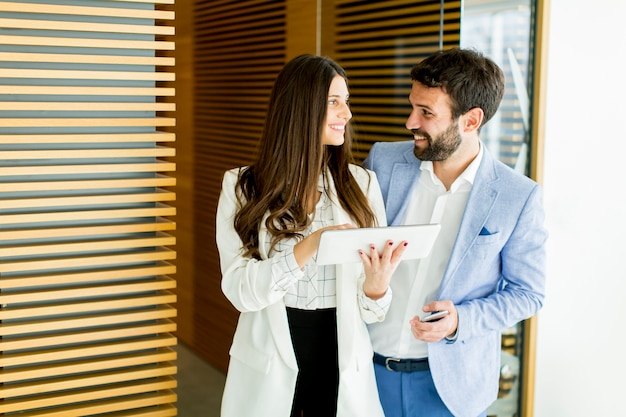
[385,357,401,371]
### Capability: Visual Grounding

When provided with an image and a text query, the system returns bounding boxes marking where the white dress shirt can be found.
[369,146,483,358]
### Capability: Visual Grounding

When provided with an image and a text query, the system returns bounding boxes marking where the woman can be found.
[216,54,406,417]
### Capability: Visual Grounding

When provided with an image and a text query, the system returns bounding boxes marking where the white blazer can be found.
[216,164,387,417]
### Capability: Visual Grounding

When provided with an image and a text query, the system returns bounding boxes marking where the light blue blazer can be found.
[364,140,547,417]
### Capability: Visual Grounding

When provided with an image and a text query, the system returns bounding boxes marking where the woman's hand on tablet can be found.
[293,223,355,269]
[359,240,408,300]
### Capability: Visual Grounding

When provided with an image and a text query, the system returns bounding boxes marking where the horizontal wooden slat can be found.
[0,1,175,19]
[0,319,177,351]
[2,390,177,417]
[0,276,176,306]
[0,334,176,367]
[0,379,177,414]
[0,334,177,367]
[195,58,282,71]
[1,85,175,96]
[0,176,176,193]
[337,3,456,25]
[86,403,177,417]
[0,18,174,36]
[0,52,174,66]
[351,121,408,134]
[0,262,175,290]
[0,162,175,176]
[0,132,175,144]
[351,97,407,106]
[1,68,174,81]
[0,220,174,241]
[1,191,176,210]
[195,1,281,22]
[0,304,177,336]
[0,347,176,383]
[332,0,450,14]
[197,87,271,97]
[337,20,446,39]
[0,362,176,399]
[0,247,176,273]
[0,35,174,50]
[197,42,284,60]
[0,118,176,128]
[0,204,176,225]
[196,110,265,122]
[337,48,445,64]
[1,234,177,260]
[0,292,176,320]
[0,147,175,160]
[0,102,176,112]
[195,30,282,48]
[0,275,176,300]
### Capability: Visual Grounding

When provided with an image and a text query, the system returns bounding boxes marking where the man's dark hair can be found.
[410,48,505,128]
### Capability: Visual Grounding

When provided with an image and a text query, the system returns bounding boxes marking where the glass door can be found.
[461,1,537,416]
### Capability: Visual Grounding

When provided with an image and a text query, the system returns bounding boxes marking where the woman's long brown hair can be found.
[234,54,377,259]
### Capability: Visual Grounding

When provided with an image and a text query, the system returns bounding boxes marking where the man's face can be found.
[406,82,462,161]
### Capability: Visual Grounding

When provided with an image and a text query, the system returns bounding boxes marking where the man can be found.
[364,48,547,417]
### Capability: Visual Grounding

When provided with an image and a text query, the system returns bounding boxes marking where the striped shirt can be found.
[268,175,390,314]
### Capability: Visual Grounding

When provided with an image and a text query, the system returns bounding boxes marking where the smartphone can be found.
[421,310,449,322]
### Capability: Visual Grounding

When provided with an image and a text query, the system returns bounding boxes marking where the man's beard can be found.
[412,121,462,161]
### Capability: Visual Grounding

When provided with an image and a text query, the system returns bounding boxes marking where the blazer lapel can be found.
[387,149,421,225]
[438,151,499,296]
[258,223,298,370]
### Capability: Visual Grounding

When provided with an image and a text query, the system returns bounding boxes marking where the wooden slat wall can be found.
[192,0,286,371]
[0,1,178,415]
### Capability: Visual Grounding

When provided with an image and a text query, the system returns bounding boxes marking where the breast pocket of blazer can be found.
[476,227,500,242]
[473,230,501,260]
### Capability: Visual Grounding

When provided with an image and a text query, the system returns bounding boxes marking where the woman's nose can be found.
[341,103,352,120]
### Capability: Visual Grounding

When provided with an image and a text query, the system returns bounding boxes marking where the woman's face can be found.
[322,75,352,146]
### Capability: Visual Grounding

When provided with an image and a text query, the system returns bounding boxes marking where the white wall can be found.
[534,0,626,415]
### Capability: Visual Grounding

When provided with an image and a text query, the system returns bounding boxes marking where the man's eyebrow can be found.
[410,99,433,111]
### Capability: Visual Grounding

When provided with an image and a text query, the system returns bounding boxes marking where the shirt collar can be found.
[419,142,484,191]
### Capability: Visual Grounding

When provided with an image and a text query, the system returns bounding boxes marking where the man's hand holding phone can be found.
[420,310,449,322]
[409,301,458,343]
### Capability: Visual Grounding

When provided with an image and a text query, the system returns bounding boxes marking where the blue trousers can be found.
[374,362,487,417]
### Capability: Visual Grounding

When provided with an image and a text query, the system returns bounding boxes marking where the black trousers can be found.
[286,307,339,417]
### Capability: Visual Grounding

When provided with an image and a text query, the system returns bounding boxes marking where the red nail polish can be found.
[403,242,408,246]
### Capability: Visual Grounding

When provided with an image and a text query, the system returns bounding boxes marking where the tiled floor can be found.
[175,343,226,417]
[173,342,518,417]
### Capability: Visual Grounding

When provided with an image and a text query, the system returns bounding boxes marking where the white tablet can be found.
[315,224,441,265]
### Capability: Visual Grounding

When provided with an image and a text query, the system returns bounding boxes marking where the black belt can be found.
[373,352,429,372]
